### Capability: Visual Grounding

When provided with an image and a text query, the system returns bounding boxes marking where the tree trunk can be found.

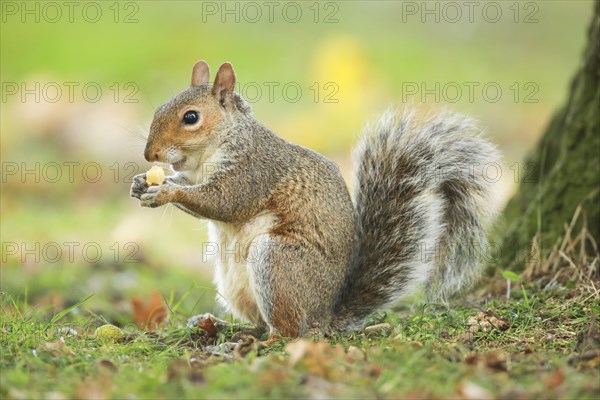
[499,2,599,270]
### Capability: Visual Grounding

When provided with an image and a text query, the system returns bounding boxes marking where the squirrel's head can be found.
[144,61,250,172]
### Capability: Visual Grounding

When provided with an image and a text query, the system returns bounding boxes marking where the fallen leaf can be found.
[457,381,493,400]
[458,332,474,344]
[198,316,218,338]
[484,352,507,372]
[260,334,281,347]
[467,311,509,333]
[47,326,79,340]
[366,364,382,378]
[301,374,348,398]
[285,339,345,379]
[131,290,168,330]
[75,376,112,400]
[97,359,118,374]
[568,349,600,369]
[465,352,507,372]
[286,339,312,366]
[166,359,205,385]
[346,346,367,362]
[545,369,565,389]
[256,362,293,388]
[204,342,237,356]
[42,339,76,357]
[189,351,230,368]
[364,322,393,335]
[234,334,257,358]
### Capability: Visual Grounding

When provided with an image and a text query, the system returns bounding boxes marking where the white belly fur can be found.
[208,212,277,325]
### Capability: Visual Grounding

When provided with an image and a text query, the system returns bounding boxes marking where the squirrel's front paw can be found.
[130,173,147,199]
[140,182,175,208]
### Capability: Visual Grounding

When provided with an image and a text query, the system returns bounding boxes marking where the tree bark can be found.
[499,2,599,270]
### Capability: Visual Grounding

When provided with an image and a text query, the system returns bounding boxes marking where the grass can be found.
[1,281,598,399]
[1,205,599,399]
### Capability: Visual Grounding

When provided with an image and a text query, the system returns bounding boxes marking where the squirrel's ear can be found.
[191,60,210,86]
[212,62,236,107]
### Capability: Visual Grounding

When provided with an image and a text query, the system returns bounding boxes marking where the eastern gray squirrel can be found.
[130,60,500,337]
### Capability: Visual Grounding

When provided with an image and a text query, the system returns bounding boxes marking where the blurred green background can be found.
[0,1,593,324]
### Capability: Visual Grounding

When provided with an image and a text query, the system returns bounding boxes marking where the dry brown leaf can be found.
[456,381,494,400]
[545,369,566,389]
[166,359,205,385]
[286,339,313,366]
[198,316,218,338]
[285,339,345,379]
[42,339,76,357]
[366,364,382,378]
[484,352,508,372]
[458,332,474,344]
[189,351,229,368]
[260,334,281,347]
[467,311,509,333]
[256,363,293,387]
[75,376,112,400]
[131,290,168,330]
[234,334,257,358]
[465,352,508,372]
[568,349,600,369]
[301,374,348,398]
[97,359,118,374]
[346,345,367,362]
[364,322,393,335]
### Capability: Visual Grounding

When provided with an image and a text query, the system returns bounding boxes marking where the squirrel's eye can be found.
[182,110,199,125]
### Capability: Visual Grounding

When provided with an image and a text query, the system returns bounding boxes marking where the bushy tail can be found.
[333,109,500,330]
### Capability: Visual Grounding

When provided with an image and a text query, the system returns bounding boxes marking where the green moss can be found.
[498,4,600,271]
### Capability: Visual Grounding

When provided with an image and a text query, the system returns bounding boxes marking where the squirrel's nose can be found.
[144,146,159,162]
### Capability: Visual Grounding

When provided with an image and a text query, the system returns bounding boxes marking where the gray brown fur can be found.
[131,61,500,337]
[332,109,500,330]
